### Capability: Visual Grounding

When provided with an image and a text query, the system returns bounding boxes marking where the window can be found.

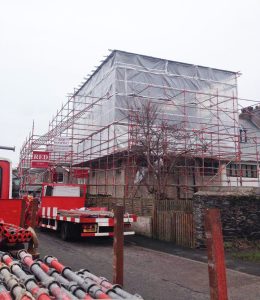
[226,164,257,178]
[53,172,64,183]
[45,185,53,196]
[242,164,257,178]
[56,172,64,183]
[226,163,238,177]
[203,160,219,176]
[239,129,247,143]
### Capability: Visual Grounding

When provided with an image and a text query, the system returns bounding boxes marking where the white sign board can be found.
[52,186,80,197]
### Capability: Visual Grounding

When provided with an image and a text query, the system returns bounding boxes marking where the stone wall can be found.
[193,188,260,247]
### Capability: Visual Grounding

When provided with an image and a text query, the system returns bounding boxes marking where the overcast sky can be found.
[1,0,260,166]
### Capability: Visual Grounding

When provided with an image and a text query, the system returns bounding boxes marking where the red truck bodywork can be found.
[0,159,11,199]
[0,159,34,249]
[41,183,86,210]
[38,183,136,240]
[0,159,24,226]
[0,199,24,226]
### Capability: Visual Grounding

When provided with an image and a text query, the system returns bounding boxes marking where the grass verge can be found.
[224,239,260,263]
[231,251,260,263]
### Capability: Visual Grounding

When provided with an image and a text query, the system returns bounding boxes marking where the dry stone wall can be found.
[193,189,260,247]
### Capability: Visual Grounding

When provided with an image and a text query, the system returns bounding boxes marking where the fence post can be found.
[152,199,157,238]
[113,205,124,286]
[19,199,26,228]
[30,199,39,229]
[205,208,228,300]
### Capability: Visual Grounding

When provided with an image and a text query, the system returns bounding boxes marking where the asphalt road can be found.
[37,230,260,300]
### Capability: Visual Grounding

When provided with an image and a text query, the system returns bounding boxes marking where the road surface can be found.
[38,230,260,300]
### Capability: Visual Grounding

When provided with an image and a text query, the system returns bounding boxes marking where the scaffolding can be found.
[18,50,260,199]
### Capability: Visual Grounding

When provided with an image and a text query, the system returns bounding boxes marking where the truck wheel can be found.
[60,222,72,241]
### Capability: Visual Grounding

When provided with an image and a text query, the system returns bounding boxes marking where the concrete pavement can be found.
[38,231,260,299]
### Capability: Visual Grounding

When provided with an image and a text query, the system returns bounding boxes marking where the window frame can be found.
[226,163,257,178]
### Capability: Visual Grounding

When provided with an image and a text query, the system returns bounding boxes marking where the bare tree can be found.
[127,99,207,200]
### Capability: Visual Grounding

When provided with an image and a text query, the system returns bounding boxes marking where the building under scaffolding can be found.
[19,50,260,200]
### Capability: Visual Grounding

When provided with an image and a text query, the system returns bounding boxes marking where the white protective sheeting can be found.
[72,50,238,163]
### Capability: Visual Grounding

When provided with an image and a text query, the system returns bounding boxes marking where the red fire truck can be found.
[38,182,136,241]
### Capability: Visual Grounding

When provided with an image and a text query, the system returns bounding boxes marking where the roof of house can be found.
[74,49,238,97]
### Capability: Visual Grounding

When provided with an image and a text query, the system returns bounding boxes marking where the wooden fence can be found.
[88,197,154,216]
[155,199,193,212]
[153,210,195,247]
[88,197,195,247]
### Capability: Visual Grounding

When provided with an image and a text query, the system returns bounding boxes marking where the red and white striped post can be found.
[205,208,228,300]
[113,205,124,286]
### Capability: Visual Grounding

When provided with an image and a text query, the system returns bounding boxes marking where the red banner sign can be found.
[31,151,49,168]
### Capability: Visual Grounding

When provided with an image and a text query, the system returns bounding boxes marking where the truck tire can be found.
[60,222,72,241]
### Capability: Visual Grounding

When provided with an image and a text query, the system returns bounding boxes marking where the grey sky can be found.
[1,0,259,166]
